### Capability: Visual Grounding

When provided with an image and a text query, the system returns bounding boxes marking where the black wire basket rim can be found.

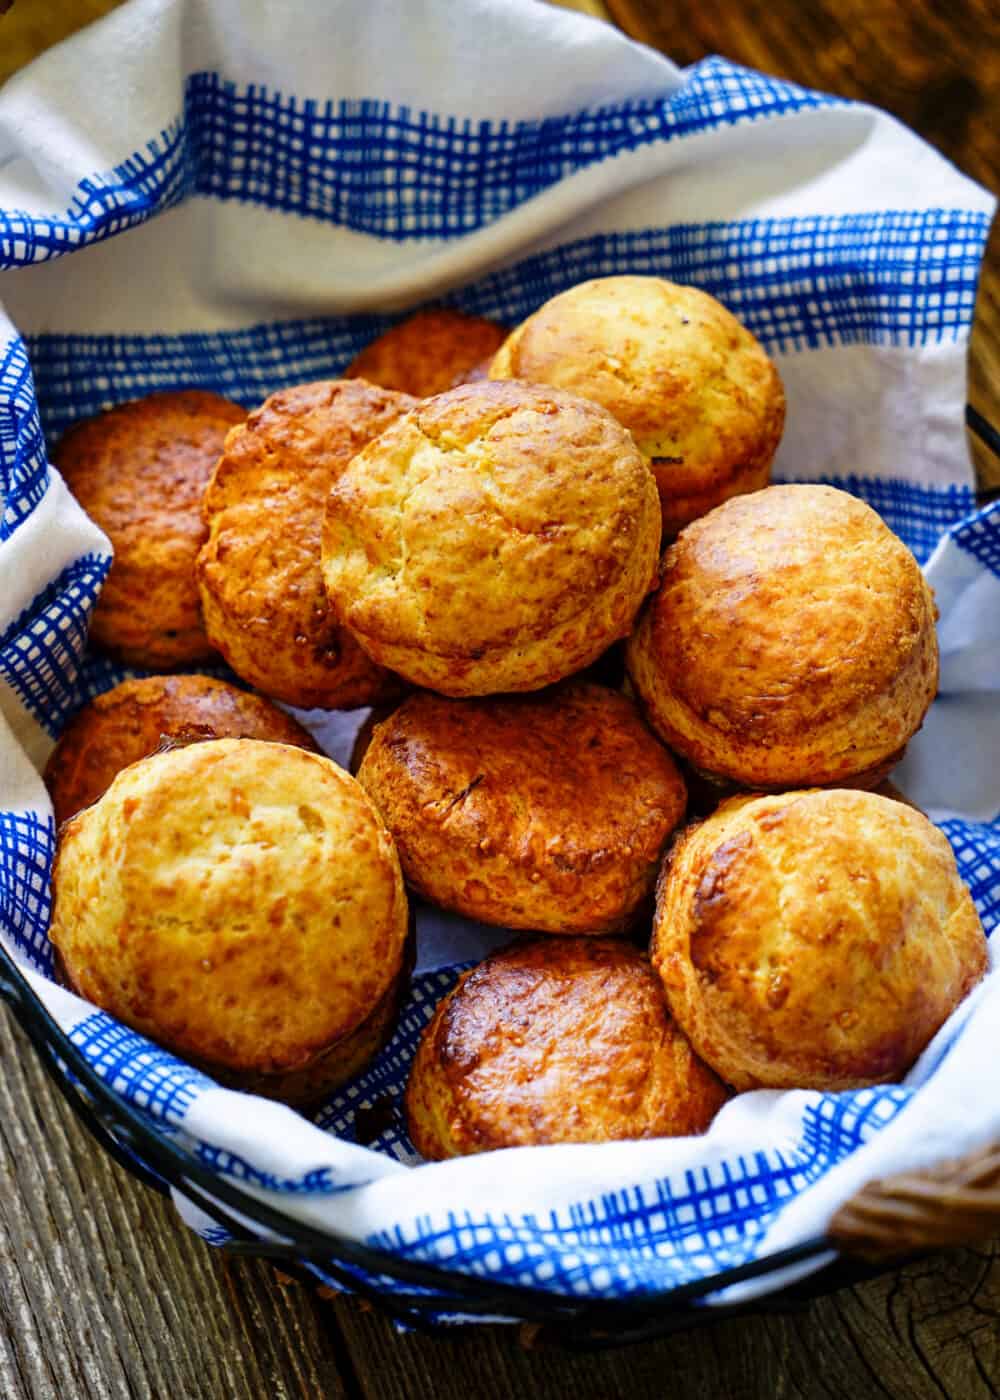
[0,943,839,1339]
[1,407,996,1345]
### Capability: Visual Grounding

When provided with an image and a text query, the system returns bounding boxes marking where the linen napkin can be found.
[0,0,997,1316]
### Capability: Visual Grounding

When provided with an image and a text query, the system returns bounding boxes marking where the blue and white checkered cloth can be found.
[0,0,998,1318]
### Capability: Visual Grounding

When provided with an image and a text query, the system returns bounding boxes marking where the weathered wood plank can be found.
[0,0,123,86]
[328,1243,1000,1400]
[9,962,994,1400]
[0,1009,349,1400]
[0,4,998,1398]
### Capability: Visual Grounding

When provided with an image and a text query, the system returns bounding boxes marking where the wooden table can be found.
[1,2,998,1396]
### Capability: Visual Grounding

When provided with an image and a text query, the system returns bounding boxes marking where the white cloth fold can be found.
[0,0,997,1316]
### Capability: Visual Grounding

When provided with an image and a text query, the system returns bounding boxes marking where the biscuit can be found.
[44,674,319,827]
[322,380,662,696]
[625,485,939,789]
[488,276,785,535]
[197,380,414,709]
[358,683,686,934]
[406,937,729,1157]
[345,309,507,397]
[206,931,415,1104]
[49,739,410,1101]
[652,789,987,1092]
[55,390,245,668]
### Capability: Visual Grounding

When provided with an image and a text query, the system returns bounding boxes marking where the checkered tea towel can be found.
[0,0,998,1319]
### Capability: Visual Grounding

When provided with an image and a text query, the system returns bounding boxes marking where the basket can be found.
[1,414,997,1352]
[2,1,999,1348]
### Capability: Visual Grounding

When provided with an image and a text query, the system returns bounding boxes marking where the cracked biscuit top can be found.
[488,275,785,535]
[321,379,662,696]
[625,484,939,789]
[357,682,687,934]
[197,379,414,710]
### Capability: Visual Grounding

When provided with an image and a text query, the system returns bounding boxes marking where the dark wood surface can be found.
[2,2,998,1397]
[3,1008,999,1400]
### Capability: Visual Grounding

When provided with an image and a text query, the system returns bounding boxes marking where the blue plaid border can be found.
[0,335,49,539]
[0,808,55,972]
[0,121,188,268]
[451,212,990,354]
[62,956,916,1301]
[364,1087,909,1298]
[185,59,842,240]
[68,1012,211,1124]
[65,1014,371,1192]
[0,58,842,263]
[938,819,1000,932]
[948,498,1000,576]
[0,552,111,737]
[22,209,990,457]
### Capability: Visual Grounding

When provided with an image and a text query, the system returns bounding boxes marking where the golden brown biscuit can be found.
[652,789,987,1092]
[197,380,414,709]
[49,739,410,1101]
[53,922,411,1107]
[55,390,246,669]
[406,937,729,1158]
[358,683,686,934]
[190,925,415,1104]
[345,309,507,397]
[489,276,785,535]
[625,485,939,789]
[322,380,662,696]
[44,674,320,827]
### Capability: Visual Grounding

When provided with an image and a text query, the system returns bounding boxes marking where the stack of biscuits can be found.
[47,279,987,1149]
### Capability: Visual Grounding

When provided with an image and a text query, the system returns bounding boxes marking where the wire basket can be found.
[1,406,997,1352]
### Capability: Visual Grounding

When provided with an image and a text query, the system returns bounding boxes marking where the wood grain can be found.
[0,1008,350,1400]
[0,0,122,85]
[328,1243,1000,1400]
[0,3,998,1397]
[5,980,999,1399]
